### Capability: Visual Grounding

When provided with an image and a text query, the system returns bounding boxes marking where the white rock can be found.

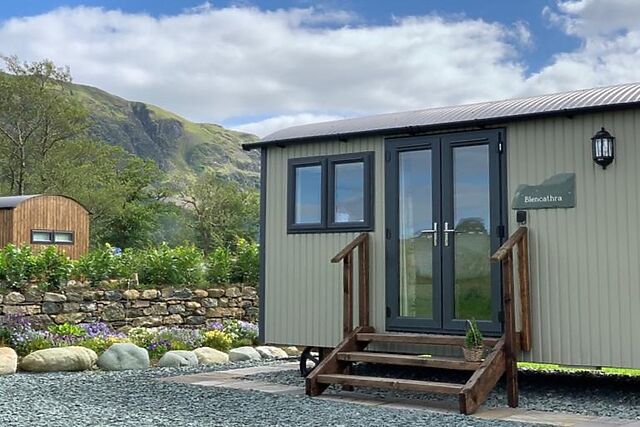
[0,347,18,375]
[282,346,301,357]
[98,343,150,371]
[157,350,198,368]
[255,346,289,360]
[228,346,261,362]
[20,347,97,372]
[193,347,229,365]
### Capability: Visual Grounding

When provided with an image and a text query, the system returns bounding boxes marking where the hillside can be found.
[69,83,260,186]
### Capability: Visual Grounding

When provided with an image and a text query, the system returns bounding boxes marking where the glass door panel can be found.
[451,145,492,320]
[398,149,434,319]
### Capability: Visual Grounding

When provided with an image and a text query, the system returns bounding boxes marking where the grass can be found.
[519,362,640,377]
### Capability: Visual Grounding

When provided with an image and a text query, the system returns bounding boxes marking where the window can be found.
[31,230,74,245]
[31,230,53,243]
[287,152,373,233]
[54,231,74,244]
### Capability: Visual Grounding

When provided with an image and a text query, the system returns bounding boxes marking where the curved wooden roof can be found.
[0,194,89,212]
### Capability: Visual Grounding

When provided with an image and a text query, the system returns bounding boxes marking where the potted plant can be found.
[462,319,484,362]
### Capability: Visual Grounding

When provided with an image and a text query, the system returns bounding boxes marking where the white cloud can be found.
[232,113,345,137]
[0,2,639,138]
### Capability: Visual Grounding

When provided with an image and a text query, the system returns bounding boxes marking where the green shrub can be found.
[231,238,259,283]
[207,246,232,285]
[202,330,232,351]
[77,336,128,355]
[33,247,73,291]
[136,244,205,287]
[0,245,37,290]
[47,323,86,338]
[73,244,133,285]
[0,326,10,347]
[222,319,259,347]
[464,319,483,348]
[127,327,154,349]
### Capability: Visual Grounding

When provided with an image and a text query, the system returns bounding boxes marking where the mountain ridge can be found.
[69,82,260,186]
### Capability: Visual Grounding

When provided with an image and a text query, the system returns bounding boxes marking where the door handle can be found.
[420,222,438,247]
[444,222,456,246]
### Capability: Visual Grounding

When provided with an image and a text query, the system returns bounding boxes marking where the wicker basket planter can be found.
[462,345,484,362]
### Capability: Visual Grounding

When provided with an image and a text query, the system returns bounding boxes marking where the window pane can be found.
[54,232,73,243]
[334,162,364,223]
[452,144,492,320]
[32,231,52,243]
[295,165,322,224]
[398,149,433,319]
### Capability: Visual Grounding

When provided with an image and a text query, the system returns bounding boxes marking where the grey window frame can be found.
[30,229,75,245]
[287,151,374,234]
[53,231,75,245]
[31,230,53,244]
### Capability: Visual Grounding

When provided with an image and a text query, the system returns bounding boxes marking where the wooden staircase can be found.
[307,328,508,414]
[305,229,532,415]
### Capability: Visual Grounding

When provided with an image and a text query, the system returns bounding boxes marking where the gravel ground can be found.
[0,361,543,427]
[249,363,640,420]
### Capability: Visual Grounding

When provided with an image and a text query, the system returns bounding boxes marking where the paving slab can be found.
[166,363,639,426]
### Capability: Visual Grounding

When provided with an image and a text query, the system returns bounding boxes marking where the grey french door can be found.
[385,129,505,335]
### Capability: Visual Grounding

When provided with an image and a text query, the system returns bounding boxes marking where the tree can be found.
[0,56,87,194]
[180,171,259,250]
[41,139,167,248]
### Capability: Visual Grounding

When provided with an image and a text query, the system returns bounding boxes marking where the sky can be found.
[0,0,639,137]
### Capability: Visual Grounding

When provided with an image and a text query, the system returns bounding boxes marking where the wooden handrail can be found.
[490,227,527,261]
[331,233,368,263]
[332,233,370,337]
[489,226,531,409]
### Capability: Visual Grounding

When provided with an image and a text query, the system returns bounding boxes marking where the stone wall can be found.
[0,282,258,330]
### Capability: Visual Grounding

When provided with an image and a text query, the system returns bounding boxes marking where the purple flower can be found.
[80,322,124,339]
[206,321,224,331]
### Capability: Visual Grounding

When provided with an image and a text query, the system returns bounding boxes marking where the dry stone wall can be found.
[0,282,258,330]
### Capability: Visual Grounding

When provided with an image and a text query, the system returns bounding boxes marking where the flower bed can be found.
[0,316,259,358]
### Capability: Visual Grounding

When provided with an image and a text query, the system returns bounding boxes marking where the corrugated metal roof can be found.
[245,82,640,148]
[0,195,40,209]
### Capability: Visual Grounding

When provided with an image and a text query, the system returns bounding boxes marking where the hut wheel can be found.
[299,346,321,377]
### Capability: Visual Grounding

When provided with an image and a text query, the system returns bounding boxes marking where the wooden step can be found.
[357,332,499,347]
[316,374,462,394]
[337,351,481,371]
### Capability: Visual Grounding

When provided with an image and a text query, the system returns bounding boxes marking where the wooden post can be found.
[502,253,518,408]
[343,253,353,338]
[358,236,370,327]
[517,231,532,352]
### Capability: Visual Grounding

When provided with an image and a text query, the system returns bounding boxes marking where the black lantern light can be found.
[591,127,615,169]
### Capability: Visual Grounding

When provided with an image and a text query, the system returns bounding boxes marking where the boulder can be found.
[228,346,261,362]
[20,346,97,372]
[193,347,229,365]
[157,350,198,368]
[282,346,302,357]
[98,343,150,371]
[0,347,18,375]
[255,346,289,360]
